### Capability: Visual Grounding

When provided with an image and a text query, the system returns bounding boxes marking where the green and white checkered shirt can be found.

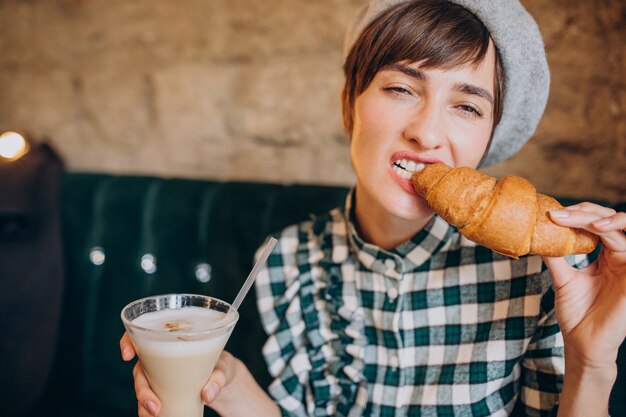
[255,190,589,417]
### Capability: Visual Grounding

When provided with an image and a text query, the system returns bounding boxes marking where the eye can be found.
[384,86,412,97]
[457,104,483,118]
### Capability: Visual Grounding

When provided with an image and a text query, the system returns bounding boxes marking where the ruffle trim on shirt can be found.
[299,211,368,417]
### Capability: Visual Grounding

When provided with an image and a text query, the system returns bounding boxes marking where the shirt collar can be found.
[339,188,455,276]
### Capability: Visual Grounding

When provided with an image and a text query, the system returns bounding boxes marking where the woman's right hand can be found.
[120,332,248,417]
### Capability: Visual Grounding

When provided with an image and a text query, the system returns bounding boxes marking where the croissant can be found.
[411,163,598,258]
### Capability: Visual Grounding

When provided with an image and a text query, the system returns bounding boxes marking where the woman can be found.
[121,1,626,416]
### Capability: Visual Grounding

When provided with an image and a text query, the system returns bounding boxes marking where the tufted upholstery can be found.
[37,173,348,417]
[22,173,625,417]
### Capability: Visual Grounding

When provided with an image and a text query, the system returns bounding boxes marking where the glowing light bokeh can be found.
[0,131,29,160]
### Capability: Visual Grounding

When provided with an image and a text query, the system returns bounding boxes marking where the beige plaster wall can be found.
[0,0,624,202]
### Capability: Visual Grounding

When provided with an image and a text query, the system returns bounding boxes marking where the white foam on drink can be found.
[133,307,228,332]
[131,307,233,357]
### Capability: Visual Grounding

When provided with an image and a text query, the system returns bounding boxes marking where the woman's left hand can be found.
[543,203,626,368]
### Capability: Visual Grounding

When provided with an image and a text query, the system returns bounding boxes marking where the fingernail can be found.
[564,205,579,211]
[145,400,159,416]
[593,219,611,228]
[205,382,219,402]
[550,210,570,219]
[121,343,130,359]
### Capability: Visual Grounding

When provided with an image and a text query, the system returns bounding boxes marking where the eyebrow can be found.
[387,63,426,81]
[454,82,494,105]
[385,63,494,105]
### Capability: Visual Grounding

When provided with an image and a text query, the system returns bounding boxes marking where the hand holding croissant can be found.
[411,163,598,258]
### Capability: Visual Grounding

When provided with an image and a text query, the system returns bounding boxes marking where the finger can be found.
[142,400,160,417]
[551,209,626,253]
[202,366,227,404]
[548,209,603,234]
[120,332,136,361]
[202,352,233,404]
[597,232,626,254]
[139,403,157,417]
[215,351,237,382]
[542,256,576,289]
[592,212,626,253]
[549,208,602,227]
[564,202,617,218]
[592,212,626,232]
[133,362,161,416]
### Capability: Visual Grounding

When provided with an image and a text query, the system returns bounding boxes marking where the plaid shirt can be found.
[255,190,589,417]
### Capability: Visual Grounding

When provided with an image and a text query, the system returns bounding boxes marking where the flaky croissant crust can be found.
[411,163,598,258]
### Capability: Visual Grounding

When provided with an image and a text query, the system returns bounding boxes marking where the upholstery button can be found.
[89,247,105,265]
[195,263,212,283]
[141,254,157,274]
[387,286,398,301]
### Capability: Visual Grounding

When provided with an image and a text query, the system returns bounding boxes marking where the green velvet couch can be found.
[36,173,350,417]
[15,171,626,416]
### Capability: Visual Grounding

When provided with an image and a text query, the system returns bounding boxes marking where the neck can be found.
[353,187,434,250]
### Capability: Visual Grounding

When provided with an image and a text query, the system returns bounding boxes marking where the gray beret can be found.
[344,0,550,167]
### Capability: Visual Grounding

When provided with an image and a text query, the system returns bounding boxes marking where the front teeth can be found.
[392,158,425,179]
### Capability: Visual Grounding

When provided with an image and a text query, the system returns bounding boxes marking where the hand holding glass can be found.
[120,237,277,417]
[121,294,238,417]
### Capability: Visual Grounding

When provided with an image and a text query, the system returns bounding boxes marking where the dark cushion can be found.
[0,145,64,417]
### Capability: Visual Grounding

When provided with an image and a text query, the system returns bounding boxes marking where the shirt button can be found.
[387,286,399,301]
[384,258,395,270]
[389,355,399,369]
[352,310,364,321]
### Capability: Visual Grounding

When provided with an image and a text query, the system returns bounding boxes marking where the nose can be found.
[403,99,444,151]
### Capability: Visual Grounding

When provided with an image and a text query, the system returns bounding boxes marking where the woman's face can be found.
[350,42,497,224]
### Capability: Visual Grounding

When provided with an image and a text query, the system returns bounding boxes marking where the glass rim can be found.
[120,293,239,337]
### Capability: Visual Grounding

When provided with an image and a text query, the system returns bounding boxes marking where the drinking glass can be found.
[121,294,239,417]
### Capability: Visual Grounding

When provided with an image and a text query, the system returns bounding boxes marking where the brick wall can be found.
[0,0,623,202]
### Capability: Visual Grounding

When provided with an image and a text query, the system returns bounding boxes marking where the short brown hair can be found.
[341,0,505,136]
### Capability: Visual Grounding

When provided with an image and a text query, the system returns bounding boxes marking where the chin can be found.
[355,175,433,222]
[385,189,433,221]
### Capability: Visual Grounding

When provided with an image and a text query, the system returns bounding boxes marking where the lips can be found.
[388,152,442,195]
